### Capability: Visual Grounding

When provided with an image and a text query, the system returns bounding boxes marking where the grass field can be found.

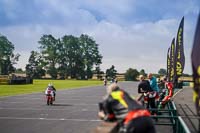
[0,79,103,97]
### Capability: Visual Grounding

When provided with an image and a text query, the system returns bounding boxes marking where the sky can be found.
[0,0,199,74]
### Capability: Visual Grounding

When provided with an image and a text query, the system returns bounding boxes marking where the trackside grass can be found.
[0,79,103,97]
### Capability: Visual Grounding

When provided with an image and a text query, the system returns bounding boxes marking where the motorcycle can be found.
[138,91,159,110]
[143,91,157,108]
[46,90,53,105]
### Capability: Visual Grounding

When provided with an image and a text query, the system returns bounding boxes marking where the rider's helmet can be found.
[48,83,54,90]
[48,83,53,87]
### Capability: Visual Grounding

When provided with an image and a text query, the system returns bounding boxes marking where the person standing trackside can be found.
[138,75,157,115]
[148,73,160,106]
[148,73,160,93]
[138,75,152,93]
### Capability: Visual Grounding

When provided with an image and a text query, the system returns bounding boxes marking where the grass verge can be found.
[0,79,102,97]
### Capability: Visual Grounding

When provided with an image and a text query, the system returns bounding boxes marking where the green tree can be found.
[59,34,102,79]
[78,34,102,79]
[0,34,20,75]
[93,65,103,79]
[36,34,102,79]
[158,68,167,76]
[15,68,24,73]
[182,73,191,77]
[60,35,83,79]
[125,68,139,81]
[139,69,147,76]
[26,51,45,78]
[38,35,60,79]
[106,65,117,79]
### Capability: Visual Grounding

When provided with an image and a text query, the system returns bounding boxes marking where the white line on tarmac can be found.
[0,100,98,106]
[6,97,43,100]
[72,103,97,106]
[0,116,101,122]
[0,106,97,111]
[0,107,70,111]
[0,101,25,104]
[172,88,183,100]
[3,97,100,101]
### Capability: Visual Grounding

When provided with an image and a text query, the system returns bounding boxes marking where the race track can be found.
[0,81,139,133]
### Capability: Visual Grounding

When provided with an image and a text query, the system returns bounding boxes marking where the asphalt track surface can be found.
[0,81,171,133]
[173,87,199,133]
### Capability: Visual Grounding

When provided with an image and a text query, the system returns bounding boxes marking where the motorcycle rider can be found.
[98,83,156,133]
[114,77,118,83]
[158,77,173,109]
[110,77,115,84]
[103,78,107,86]
[45,83,56,101]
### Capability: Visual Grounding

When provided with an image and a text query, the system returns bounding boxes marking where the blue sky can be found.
[0,0,199,74]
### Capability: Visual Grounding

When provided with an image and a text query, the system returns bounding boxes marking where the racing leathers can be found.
[158,82,173,109]
[100,89,156,133]
[45,86,56,100]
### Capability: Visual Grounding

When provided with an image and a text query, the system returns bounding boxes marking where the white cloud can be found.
[0,0,198,74]
[1,16,195,74]
[85,18,193,73]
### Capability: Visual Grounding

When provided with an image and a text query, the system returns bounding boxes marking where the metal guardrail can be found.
[149,101,191,133]
[177,116,191,133]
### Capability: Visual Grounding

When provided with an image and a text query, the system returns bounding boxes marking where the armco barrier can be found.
[176,116,191,133]
[150,101,191,133]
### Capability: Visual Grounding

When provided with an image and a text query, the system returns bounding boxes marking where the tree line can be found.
[0,33,103,79]
[26,34,102,79]
[0,33,190,80]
